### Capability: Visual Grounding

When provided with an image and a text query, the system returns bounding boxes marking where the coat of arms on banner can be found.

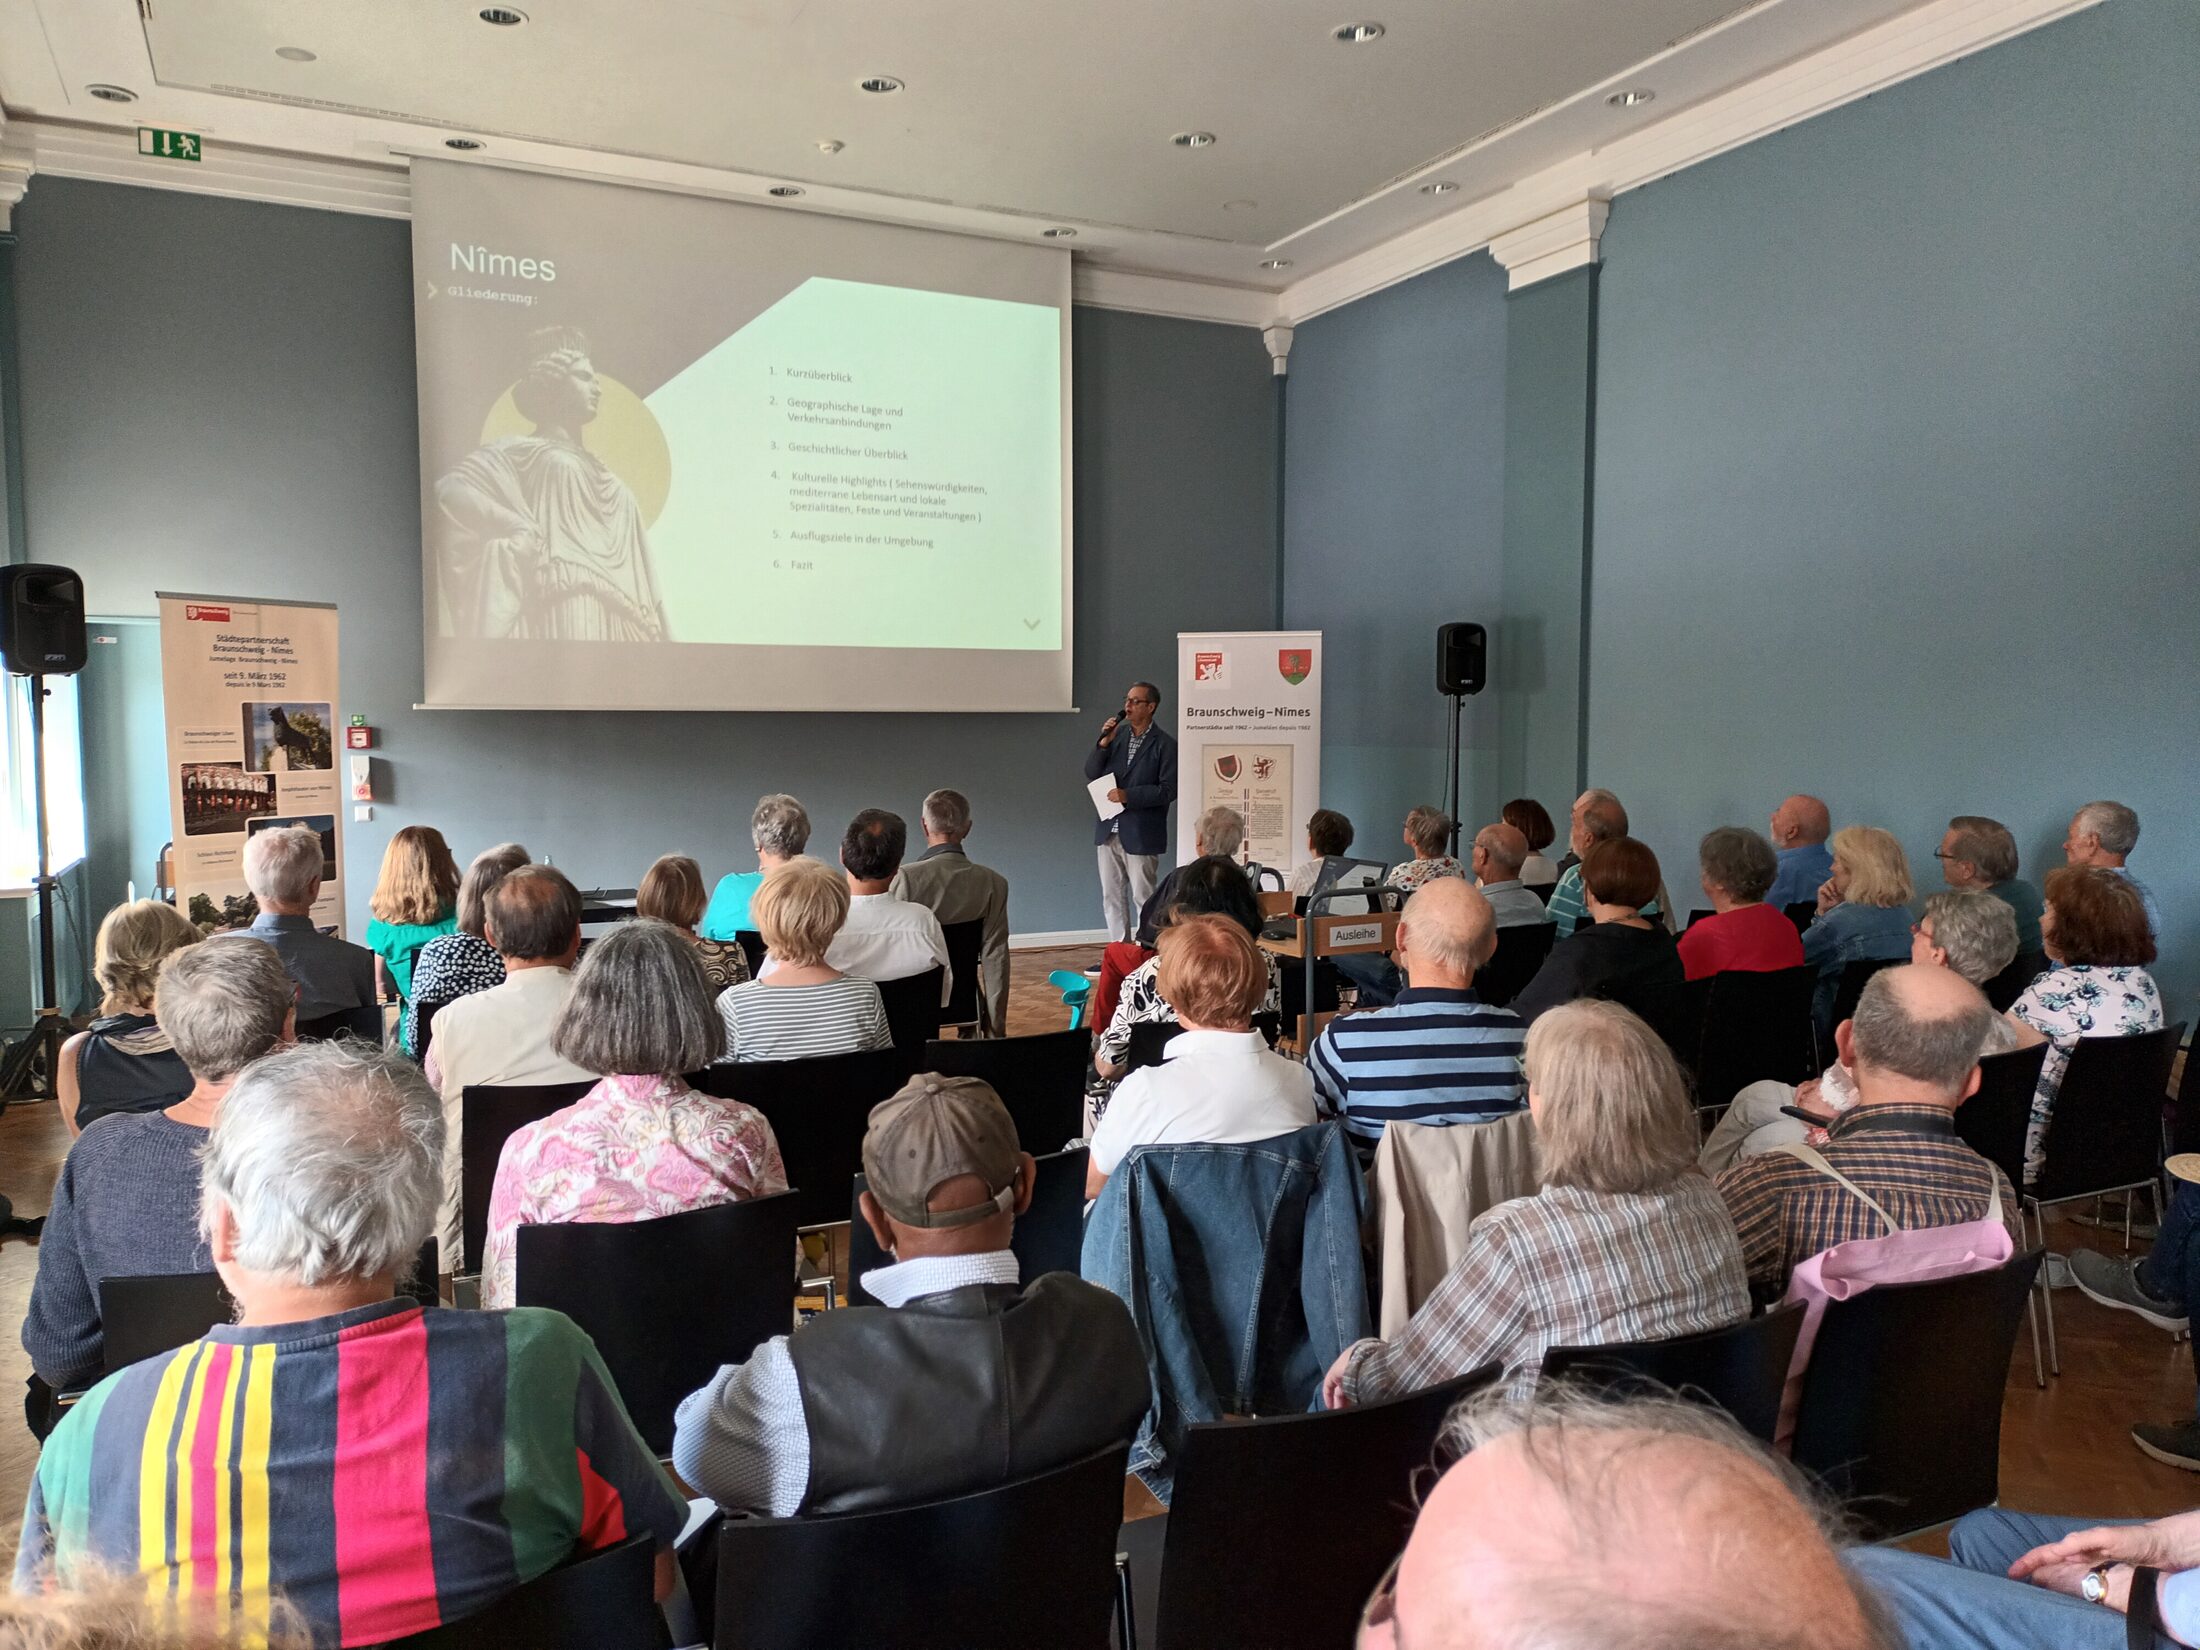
[1193,651,1226,683]
[1278,648,1312,685]
[1213,754,1241,782]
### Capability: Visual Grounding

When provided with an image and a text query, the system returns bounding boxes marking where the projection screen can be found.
[410,159,1072,712]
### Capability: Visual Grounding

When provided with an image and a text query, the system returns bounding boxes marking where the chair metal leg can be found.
[2128,1192,2136,1254]
[2026,1293,2046,1389]
[1115,1552,1138,1650]
[2032,1201,2060,1377]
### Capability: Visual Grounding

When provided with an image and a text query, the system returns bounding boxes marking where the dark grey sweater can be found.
[22,1111,211,1388]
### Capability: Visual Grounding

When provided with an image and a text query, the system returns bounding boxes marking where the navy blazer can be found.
[1083,722,1178,855]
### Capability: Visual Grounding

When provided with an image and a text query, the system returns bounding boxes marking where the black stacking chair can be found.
[1478,922,1556,1009]
[2170,1029,2200,1159]
[1982,949,2048,1014]
[1124,1021,1184,1072]
[876,967,947,1060]
[98,1273,234,1372]
[412,998,444,1065]
[731,930,767,979]
[515,1193,801,1454]
[714,1444,1131,1650]
[1117,1367,1498,1650]
[922,1028,1087,1153]
[382,1535,667,1649]
[1782,901,1817,934]
[845,1150,1091,1305]
[694,1048,910,1229]
[459,1079,598,1275]
[1948,1042,2052,1385]
[295,1003,385,1044]
[1539,1304,1807,1445]
[1791,1250,2044,1542]
[939,919,985,1035]
[1827,956,1902,1034]
[1685,965,1818,1117]
[1687,908,1715,930]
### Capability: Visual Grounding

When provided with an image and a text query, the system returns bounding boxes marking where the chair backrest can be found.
[2031,1023,2186,1205]
[380,1536,668,1650]
[2174,1029,2200,1160]
[874,966,946,1056]
[845,1150,1091,1306]
[1827,956,1901,1032]
[731,929,766,979]
[1783,901,1817,934]
[414,997,443,1064]
[714,1443,1130,1650]
[98,1273,234,1373]
[1307,856,1390,915]
[1687,907,1715,930]
[1982,949,2047,1014]
[1477,922,1555,1009]
[295,1002,385,1044]
[1125,1019,1185,1072]
[515,1192,800,1455]
[1686,966,1819,1106]
[1790,1250,2044,1542]
[693,1048,910,1227]
[921,1029,1087,1154]
[460,1080,599,1275]
[1539,1304,1806,1446]
[1149,1367,1497,1650]
[1951,1043,2050,1192]
[939,919,984,1027]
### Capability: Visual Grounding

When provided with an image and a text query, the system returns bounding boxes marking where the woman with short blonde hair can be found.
[715,857,890,1062]
[1799,824,1916,1036]
[365,826,462,1009]
[56,900,203,1135]
[1326,999,1748,1408]
[638,853,750,993]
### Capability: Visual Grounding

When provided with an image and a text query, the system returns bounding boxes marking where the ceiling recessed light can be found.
[1419,180,1459,195]
[1607,88,1655,107]
[1332,22,1385,43]
[1223,198,1258,213]
[444,137,484,151]
[816,139,845,155]
[86,84,136,104]
[769,185,805,198]
[1260,258,1292,270]
[1171,131,1217,149]
[1042,227,1076,239]
[478,6,527,25]
[859,75,904,94]
[275,46,316,62]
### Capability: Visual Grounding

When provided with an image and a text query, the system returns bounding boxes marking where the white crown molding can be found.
[26,121,410,219]
[1069,265,1278,329]
[1487,199,1609,293]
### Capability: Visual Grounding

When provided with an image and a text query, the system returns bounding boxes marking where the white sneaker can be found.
[2044,1253,2075,1290]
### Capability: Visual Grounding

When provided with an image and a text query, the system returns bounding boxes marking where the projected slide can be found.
[412,160,1071,713]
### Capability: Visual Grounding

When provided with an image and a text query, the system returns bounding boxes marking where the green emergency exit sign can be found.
[137,128,202,163]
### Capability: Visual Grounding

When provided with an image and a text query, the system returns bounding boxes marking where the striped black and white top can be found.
[716,977,893,1064]
[1307,986,1528,1146]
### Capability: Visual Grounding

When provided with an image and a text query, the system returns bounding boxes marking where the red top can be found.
[1677,902,1808,982]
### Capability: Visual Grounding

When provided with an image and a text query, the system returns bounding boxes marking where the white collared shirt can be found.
[761,892,952,1005]
[1086,1028,1317,1177]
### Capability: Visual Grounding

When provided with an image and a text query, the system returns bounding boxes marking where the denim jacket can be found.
[1080,1121,1371,1499]
[1801,901,1914,1034]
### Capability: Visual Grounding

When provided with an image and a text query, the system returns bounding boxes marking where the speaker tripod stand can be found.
[1,673,67,1108]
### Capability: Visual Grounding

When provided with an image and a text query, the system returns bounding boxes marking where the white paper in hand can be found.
[1089,775,1126,821]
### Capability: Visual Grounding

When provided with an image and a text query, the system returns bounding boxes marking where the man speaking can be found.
[1084,681,1178,944]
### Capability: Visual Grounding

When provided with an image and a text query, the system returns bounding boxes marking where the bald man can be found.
[1469,823,1547,930]
[1768,794,1835,909]
[1308,878,1527,1156]
[1360,1389,1898,1649]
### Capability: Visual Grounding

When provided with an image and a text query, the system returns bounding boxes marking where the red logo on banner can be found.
[1278,649,1311,685]
[1193,652,1224,682]
[1214,755,1241,783]
[183,604,231,622]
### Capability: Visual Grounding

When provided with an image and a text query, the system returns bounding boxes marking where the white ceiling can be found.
[0,0,2092,319]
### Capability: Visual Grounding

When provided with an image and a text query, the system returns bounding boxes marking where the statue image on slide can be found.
[435,326,670,642]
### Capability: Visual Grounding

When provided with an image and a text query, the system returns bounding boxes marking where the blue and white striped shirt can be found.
[1307,987,1528,1145]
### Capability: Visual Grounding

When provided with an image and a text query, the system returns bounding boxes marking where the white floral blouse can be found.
[2011,963,2163,1182]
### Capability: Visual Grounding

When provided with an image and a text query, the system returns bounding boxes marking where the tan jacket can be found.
[891,844,1011,1034]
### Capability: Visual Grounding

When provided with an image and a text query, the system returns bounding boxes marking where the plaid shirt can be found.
[1714,1102,2022,1289]
[1342,1175,1749,1404]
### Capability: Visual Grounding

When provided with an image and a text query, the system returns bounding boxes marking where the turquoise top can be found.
[364,907,457,1002]
[699,871,766,942]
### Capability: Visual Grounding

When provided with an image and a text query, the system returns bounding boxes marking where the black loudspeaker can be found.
[1,564,87,676]
[1436,621,1486,696]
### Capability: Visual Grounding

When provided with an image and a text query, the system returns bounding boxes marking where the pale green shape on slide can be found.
[645,277,1063,650]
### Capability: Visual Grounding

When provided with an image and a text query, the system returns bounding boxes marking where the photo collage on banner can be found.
[1175,630,1322,876]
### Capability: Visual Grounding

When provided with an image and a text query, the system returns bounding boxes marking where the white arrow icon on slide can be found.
[423,278,440,300]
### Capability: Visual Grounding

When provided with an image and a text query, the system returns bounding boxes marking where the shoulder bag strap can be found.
[1771,1142,1902,1235]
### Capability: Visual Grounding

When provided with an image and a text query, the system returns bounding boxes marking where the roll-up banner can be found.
[157,594,345,935]
[1175,630,1322,875]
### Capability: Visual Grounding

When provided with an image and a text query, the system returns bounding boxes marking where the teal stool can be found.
[1048,968,1094,1029]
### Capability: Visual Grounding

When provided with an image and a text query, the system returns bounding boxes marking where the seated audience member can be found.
[1503,797,1560,889]
[1509,838,1689,1056]
[55,900,199,1137]
[1851,1503,2200,1650]
[1092,856,1281,1082]
[701,793,809,940]
[1701,891,2019,1176]
[1545,790,1667,938]
[674,1074,1147,1516]
[1715,965,2022,1292]
[1766,793,1836,910]
[363,824,461,1009]
[1678,825,1808,981]
[1800,825,1916,1034]
[2065,798,2162,937]
[1135,805,1247,947]
[1085,915,1315,1201]
[780,808,950,1005]
[638,851,751,992]
[1385,805,1466,893]
[2007,863,2162,1184]
[1361,1388,1898,1650]
[1325,1000,1746,1407]
[717,856,893,1062]
[1307,879,1526,1153]
[24,939,293,1421]
[407,841,530,1053]
[1288,807,1358,897]
[241,825,376,1028]
[2069,1160,2200,1464]
[890,788,1011,1035]
[1469,823,1549,930]
[480,919,786,1310]
[423,866,592,1266]
[1937,814,2045,954]
[15,1041,688,1639]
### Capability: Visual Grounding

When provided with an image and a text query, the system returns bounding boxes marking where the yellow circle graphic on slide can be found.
[479,376,673,528]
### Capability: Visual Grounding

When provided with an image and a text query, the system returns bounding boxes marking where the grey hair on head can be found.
[457,842,531,936]
[751,794,811,858]
[1849,966,1994,1089]
[2076,800,2140,856]
[198,1040,442,1288]
[156,937,293,1082]
[1917,891,2020,985]
[1197,806,1246,859]
[1697,826,1777,903]
[242,826,325,907]
[922,788,972,839]
[1945,816,2019,884]
[552,917,724,1077]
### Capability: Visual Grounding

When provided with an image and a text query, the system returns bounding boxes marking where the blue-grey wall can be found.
[1281,252,1509,857]
[7,178,1280,951]
[1590,0,2200,1004]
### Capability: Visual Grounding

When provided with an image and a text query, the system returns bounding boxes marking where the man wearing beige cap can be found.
[672,1073,1149,1517]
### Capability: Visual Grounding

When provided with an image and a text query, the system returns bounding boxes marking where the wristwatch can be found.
[2083,1564,2117,1605]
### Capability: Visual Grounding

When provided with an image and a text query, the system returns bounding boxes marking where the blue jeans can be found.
[1850,1509,2173,1649]
[2137,1183,2200,1416]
